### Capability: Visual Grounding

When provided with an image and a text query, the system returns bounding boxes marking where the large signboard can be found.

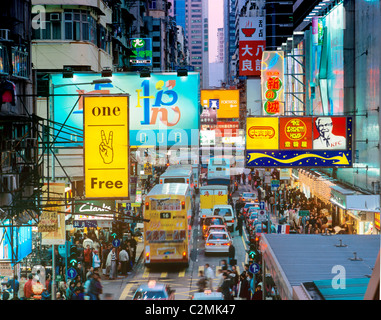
[200,90,239,119]
[129,38,153,66]
[246,116,352,167]
[0,221,32,263]
[52,72,200,147]
[239,17,266,76]
[84,95,129,199]
[261,51,284,115]
[41,183,66,245]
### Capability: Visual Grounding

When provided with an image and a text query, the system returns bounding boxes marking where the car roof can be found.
[136,282,167,291]
[205,215,224,219]
[207,225,226,228]
[193,292,223,300]
[207,231,229,235]
[213,205,232,209]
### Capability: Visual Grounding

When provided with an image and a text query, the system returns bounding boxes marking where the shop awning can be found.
[347,194,380,212]
[330,185,380,212]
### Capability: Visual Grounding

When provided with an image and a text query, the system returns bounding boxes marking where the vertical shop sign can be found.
[239,17,266,76]
[261,51,284,115]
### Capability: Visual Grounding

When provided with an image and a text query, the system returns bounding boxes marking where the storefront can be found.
[330,186,380,235]
[70,200,115,241]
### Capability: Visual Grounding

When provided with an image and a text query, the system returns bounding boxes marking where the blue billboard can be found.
[51,72,200,147]
[0,222,32,264]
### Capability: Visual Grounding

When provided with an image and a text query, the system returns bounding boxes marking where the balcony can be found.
[0,44,30,80]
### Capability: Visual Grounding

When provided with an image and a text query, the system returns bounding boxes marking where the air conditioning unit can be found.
[0,29,10,40]
[50,13,61,21]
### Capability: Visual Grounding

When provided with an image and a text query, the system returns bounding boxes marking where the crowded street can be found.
[0,0,380,308]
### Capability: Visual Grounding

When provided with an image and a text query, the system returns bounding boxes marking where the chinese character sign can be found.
[279,117,313,149]
[261,51,284,115]
[239,17,266,77]
[246,116,352,168]
[130,38,153,66]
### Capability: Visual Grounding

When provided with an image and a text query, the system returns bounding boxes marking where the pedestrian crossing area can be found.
[141,263,244,280]
[120,264,246,300]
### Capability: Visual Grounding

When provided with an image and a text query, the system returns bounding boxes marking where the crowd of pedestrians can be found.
[198,261,263,300]
[1,226,139,300]
[233,169,343,235]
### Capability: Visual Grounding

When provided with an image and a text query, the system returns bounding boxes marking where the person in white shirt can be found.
[204,264,215,291]
[313,117,346,150]
[118,247,129,276]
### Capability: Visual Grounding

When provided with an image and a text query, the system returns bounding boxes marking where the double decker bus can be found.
[143,183,192,267]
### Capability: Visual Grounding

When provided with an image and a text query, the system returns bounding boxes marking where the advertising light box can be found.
[261,51,284,115]
[51,72,200,147]
[84,95,129,199]
[246,116,352,168]
[201,89,240,119]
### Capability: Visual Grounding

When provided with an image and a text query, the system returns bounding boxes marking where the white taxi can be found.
[204,231,232,255]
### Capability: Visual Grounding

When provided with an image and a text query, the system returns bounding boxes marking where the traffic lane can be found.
[195,219,249,279]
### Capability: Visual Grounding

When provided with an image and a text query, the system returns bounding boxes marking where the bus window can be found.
[164,178,186,184]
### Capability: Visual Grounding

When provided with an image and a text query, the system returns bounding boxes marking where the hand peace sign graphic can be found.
[99,130,114,164]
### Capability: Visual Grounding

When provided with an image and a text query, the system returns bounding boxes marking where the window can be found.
[149,0,157,9]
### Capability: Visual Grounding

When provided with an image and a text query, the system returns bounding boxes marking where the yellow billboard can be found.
[246,117,279,150]
[84,95,129,199]
[201,89,240,119]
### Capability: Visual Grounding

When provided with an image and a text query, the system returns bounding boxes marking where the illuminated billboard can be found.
[261,51,284,115]
[246,116,352,167]
[84,95,129,199]
[51,72,200,147]
[129,38,152,66]
[201,89,240,119]
[238,17,266,76]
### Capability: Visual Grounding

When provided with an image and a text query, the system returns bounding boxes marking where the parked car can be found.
[204,231,232,255]
[132,280,175,300]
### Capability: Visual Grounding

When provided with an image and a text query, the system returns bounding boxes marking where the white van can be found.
[212,204,235,232]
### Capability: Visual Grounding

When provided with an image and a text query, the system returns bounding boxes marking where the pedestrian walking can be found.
[252,284,263,300]
[236,213,244,236]
[197,270,207,292]
[23,274,34,300]
[101,243,110,276]
[230,265,239,298]
[129,237,137,266]
[228,243,236,267]
[118,246,129,276]
[204,264,215,291]
[83,244,93,272]
[92,250,101,271]
[88,272,103,300]
[107,247,118,280]
[219,273,233,300]
[237,273,250,300]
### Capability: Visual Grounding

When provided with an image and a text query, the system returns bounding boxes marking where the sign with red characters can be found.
[239,17,266,77]
[279,117,313,149]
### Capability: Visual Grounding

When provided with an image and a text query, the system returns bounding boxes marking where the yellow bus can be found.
[143,183,192,267]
